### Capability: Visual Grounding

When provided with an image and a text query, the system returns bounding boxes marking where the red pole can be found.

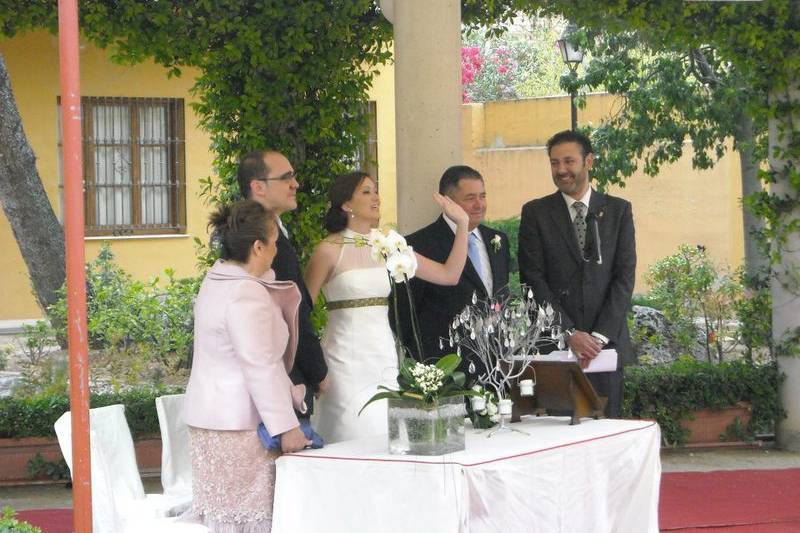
[57,1,93,531]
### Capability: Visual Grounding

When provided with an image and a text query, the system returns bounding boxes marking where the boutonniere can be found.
[490,234,502,252]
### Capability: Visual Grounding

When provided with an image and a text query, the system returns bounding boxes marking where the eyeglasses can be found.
[255,170,298,183]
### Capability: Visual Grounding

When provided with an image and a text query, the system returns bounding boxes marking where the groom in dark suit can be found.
[399,165,511,370]
[518,131,636,418]
[237,150,329,416]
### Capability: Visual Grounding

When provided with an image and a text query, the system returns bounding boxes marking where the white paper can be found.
[534,349,618,373]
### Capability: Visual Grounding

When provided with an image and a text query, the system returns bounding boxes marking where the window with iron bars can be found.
[58,96,187,236]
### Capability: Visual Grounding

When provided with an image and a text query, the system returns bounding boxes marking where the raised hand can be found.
[433,192,468,228]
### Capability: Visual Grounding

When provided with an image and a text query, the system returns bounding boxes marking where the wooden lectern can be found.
[511,361,606,425]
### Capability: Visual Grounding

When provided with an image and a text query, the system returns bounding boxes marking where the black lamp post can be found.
[556,23,584,131]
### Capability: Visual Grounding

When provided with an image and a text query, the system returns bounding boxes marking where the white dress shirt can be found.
[443,215,493,296]
[561,187,592,222]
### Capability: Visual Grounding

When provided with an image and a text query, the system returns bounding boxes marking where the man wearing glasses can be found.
[236,150,330,417]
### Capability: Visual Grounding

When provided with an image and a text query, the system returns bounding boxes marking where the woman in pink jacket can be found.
[183,199,309,532]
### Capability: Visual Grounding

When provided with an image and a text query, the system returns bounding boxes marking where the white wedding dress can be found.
[312,229,399,444]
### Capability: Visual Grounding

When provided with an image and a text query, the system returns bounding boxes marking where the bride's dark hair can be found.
[323,171,372,233]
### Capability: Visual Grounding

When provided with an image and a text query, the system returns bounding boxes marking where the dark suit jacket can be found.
[396,216,511,365]
[518,190,636,366]
[272,231,328,415]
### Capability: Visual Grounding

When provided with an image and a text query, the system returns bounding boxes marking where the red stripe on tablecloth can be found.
[283,420,657,467]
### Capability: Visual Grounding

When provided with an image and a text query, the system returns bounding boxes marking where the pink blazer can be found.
[183,260,301,436]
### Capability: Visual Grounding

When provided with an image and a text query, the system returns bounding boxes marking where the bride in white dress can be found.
[305,171,469,443]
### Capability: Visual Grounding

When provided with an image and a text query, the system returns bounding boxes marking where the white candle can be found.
[519,379,534,396]
[499,398,513,415]
[470,396,486,412]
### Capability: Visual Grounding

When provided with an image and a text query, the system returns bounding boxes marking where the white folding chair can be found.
[155,394,193,514]
[54,405,208,533]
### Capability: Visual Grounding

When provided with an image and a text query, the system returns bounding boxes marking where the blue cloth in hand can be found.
[257,419,324,450]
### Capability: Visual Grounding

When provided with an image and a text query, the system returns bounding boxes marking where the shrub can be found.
[25,245,201,392]
[0,507,41,533]
[733,269,773,361]
[646,244,742,362]
[50,246,200,358]
[26,453,70,481]
[0,386,183,440]
[623,357,785,446]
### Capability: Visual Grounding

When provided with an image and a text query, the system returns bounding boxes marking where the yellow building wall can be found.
[462,95,745,293]
[0,30,742,314]
[0,30,397,320]
[369,55,397,226]
[0,30,214,320]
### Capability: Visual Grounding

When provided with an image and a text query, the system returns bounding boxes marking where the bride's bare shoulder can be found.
[313,233,345,258]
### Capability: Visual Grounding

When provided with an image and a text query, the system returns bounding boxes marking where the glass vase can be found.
[387,395,466,455]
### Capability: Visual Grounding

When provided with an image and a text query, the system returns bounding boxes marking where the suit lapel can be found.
[546,192,583,264]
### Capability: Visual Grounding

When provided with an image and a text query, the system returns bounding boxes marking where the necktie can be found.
[573,201,587,251]
[468,233,484,284]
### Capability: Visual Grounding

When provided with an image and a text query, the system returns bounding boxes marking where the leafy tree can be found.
[561,29,768,279]
[1,0,392,289]
[0,54,65,314]
[461,14,565,103]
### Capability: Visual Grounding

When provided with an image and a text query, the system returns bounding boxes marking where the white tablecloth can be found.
[272,417,661,533]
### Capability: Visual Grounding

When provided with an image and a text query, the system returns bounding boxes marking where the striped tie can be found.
[573,201,587,251]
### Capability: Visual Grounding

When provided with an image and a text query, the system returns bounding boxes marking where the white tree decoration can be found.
[449,288,565,435]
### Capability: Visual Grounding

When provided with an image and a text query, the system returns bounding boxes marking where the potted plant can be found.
[361,353,476,455]
[352,228,476,455]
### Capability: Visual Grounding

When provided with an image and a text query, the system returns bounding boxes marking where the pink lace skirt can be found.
[183,427,281,533]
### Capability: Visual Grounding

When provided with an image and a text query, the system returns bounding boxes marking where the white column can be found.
[381,0,462,233]
[769,83,800,451]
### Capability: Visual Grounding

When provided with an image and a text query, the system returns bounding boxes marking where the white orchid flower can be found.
[386,247,417,283]
[384,229,408,252]
[367,228,390,262]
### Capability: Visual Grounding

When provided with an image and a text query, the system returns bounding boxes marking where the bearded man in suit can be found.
[399,165,511,372]
[518,130,636,418]
[236,150,329,416]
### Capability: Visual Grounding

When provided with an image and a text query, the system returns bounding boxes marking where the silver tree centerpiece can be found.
[449,288,565,436]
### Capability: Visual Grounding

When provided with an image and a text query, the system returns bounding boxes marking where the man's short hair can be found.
[546,130,593,158]
[236,150,270,199]
[438,165,484,196]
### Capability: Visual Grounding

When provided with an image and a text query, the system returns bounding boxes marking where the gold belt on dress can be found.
[327,297,389,310]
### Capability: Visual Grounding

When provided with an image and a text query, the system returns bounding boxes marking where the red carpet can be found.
[13,469,800,532]
[16,509,72,533]
[660,468,800,532]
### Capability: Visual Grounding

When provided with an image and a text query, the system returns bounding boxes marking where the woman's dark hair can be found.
[209,200,277,262]
[323,171,372,233]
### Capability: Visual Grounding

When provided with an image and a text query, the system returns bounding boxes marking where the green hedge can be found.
[0,386,183,440]
[623,358,785,446]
